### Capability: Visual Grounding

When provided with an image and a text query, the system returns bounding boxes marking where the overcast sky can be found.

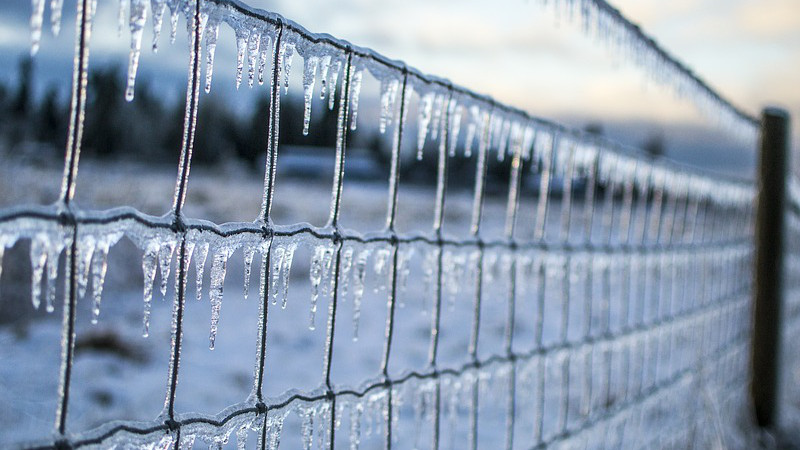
[257,0,800,125]
[1,0,798,172]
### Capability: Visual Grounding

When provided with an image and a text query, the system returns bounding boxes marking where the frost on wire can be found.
[4,0,763,448]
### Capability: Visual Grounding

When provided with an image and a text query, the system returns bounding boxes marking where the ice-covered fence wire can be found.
[4,0,763,448]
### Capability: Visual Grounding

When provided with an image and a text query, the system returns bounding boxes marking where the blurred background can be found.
[0,0,797,180]
[1,1,799,447]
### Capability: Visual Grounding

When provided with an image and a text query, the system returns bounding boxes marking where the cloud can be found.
[735,0,800,40]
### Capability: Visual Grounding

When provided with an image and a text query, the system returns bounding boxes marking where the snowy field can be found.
[0,156,564,449]
[0,155,774,449]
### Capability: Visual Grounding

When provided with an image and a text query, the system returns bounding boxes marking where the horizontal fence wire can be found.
[533,0,760,142]
[2,0,765,448]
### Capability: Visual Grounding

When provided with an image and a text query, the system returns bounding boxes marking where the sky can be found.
[0,0,798,174]
[256,0,800,173]
[256,0,800,132]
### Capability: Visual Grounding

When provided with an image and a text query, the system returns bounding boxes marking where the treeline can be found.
[3,56,604,190]
[0,56,356,170]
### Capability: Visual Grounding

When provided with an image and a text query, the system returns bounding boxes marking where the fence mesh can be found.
[0,0,769,448]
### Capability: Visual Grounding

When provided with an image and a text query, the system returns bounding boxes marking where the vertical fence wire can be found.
[55,0,93,439]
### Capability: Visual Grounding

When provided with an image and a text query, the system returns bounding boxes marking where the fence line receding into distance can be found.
[1,0,795,448]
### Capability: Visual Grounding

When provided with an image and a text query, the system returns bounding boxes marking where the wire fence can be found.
[0,0,781,448]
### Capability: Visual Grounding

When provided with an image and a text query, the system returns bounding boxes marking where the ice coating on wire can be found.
[534,0,758,144]
[11,0,764,447]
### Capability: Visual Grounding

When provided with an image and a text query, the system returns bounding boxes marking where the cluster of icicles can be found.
[535,0,759,144]
[20,0,756,346]
[102,361,518,450]
[0,207,752,350]
[0,219,508,348]
[29,0,754,211]
[30,0,759,145]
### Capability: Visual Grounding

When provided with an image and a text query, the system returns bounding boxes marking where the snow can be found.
[0,159,580,447]
[0,145,765,449]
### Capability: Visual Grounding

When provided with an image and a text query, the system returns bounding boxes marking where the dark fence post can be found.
[752,107,791,428]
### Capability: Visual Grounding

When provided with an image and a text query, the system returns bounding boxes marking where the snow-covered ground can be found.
[0,157,784,449]
[0,157,540,449]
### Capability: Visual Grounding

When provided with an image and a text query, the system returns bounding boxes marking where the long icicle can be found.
[124,0,148,101]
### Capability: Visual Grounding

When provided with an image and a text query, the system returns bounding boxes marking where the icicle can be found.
[257,242,269,316]
[270,244,285,305]
[484,252,498,285]
[247,26,261,88]
[117,0,129,37]
[280,242,296,309]
[327,58,341,110]
[266,413,285,450]
[421,248,438,304]
[280,41,296,95]
[442,251,459,308]
[301,408,314,450]
[209,248,232,349]
[417,93,435,160]
[208,250,230,350]
[412,383,429,448]
[467,249,481,291]
[396,247,414,295]
[349,69,363,131]
[194,241,209,302]
[90,233,121,323]
[43,239,64,313]
[373,247,391,293]
[151,0,166,52]
[0,249,4,296]
[321,243,335,298]
[317,403,332,449]
[303,56,319,135]
[309,245,325,330]
[448,252,467,308]
[169,4,179,44]
[141,241,160,337]
[236,426,248,450]
[497,119,511,162]
[203,19,219,93]
[243,246,255,300]
[28,234,49,310]
[319,55,332,100]
[430,94,444,141]
[158,240,176,297]
[352,248,370,340]
[30,0,46,55]
[340,246,354,300]
[463,106,482,158]
[50,0,64,36]
[379,78,400,134]
[124,0,148,101]
[234,27,249,90]
[350,402,363,450]
[257,32,272,85]
[77,236,96,299]
[448,101,462,157]
[180,239,195,290]
[179,434,195,450]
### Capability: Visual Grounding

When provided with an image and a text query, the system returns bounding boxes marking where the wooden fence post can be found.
[752,107,791,428]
